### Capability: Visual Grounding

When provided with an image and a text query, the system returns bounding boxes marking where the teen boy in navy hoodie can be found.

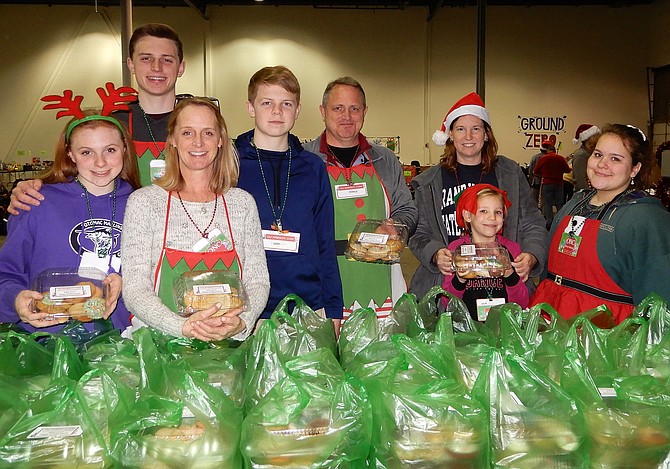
[235,66,343,330]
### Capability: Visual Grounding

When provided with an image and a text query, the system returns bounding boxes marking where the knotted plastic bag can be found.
[471,349,589,468]
[242,348,372,468]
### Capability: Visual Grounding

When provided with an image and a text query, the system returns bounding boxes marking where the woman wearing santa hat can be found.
[408,92,547,299]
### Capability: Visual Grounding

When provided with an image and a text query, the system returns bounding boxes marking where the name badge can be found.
[558,233,582,257]
[476,297,505,321]
[335,182,368,199]
[262,230,300,253]
[192,229,232,252]
[149,159,166,181]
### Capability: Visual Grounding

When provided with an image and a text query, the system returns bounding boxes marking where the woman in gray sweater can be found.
[122,97,269,342]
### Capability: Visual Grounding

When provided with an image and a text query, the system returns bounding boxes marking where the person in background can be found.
[0,89,141,333]
[303,76,417,320]
[235,66,343,328]
[530,124,670,324]
[8,23,185,211]
[527,140,551,206]
[443,184,529,321]
[571,123,601,192]
[121,97,269,341]
[533,141,571,229]
[409,92,547,300]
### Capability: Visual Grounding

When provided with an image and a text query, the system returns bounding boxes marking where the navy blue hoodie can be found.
[235,130,343,318]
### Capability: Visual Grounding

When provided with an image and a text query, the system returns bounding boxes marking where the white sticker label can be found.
[476,297,505,321]
[335,182,368,199]
[193,284,231,295]
[27,425,83,439]
[358,232,389,245]
[598,388,617,398]
[50,284,91,300]
[460,244,477,256]
[262,230,300,253]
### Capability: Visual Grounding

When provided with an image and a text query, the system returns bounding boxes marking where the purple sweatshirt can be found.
[0,179,133,333]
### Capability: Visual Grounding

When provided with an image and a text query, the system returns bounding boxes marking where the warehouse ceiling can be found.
[0,0,655,22]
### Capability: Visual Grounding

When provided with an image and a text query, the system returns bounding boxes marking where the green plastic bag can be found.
[244,319,289,411]
[373,376,488,469]
[528,303,570,381]
[429,305,496,391]
[242,348,372,468]
[272,293,337,357]
[0,331,53,377]
[83,335,141,389]
[471,349,589,468]
[639,293,670,379]
[110,347,244,467]
[562,316,617,387]
[0,377,111,467]
[338,307,381,370]
[173,345,248,409]
[562,350,670,469]
[51,336,86,382]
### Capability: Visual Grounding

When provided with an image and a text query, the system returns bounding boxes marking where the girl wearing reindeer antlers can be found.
[0,83,140,334]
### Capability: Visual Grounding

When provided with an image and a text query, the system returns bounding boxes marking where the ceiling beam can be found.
[183,0,209,19]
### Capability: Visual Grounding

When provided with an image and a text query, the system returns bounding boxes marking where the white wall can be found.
[0,3,667,167]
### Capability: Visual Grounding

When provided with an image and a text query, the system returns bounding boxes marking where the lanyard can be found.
[254,141,292,232]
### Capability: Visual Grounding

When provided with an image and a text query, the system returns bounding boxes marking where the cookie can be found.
[67,297,106,321]
[34,293,69,315]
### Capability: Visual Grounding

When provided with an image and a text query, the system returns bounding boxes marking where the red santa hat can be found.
[455,183,512,230]
[572,124,600,145]
[432,92,491,146]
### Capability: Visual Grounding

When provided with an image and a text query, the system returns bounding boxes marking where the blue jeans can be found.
[541,184,564,228]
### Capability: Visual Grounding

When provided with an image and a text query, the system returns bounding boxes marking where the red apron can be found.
[530,215,634,324]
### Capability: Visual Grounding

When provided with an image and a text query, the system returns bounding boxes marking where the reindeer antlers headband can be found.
[41,82,137,141]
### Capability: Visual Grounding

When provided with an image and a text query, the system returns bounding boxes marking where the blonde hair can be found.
[156,97,239,194]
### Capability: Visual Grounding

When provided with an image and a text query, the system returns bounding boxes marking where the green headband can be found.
[65,115,126,142]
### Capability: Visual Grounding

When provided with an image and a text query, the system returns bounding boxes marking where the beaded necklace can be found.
[177,191,218,239]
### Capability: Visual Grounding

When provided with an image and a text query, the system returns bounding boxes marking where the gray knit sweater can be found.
[121,185,270,340]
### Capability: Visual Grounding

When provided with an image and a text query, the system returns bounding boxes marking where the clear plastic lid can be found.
[173,270,247,318]
[345,219,409,264]
[32,268,107,321]
[451,243,511,278]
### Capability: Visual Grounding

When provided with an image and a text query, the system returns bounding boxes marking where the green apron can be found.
[135,141,165,188]
[153,193,241,313]
[328,162,403,318]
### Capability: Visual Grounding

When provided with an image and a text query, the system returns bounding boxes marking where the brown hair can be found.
[321,76,366,108]
[129,23,183,63]
[599,123,654,189]
[156,97,238,194]
[247,66,300,104]
[40,110,140,189]
[440,118,499,174]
